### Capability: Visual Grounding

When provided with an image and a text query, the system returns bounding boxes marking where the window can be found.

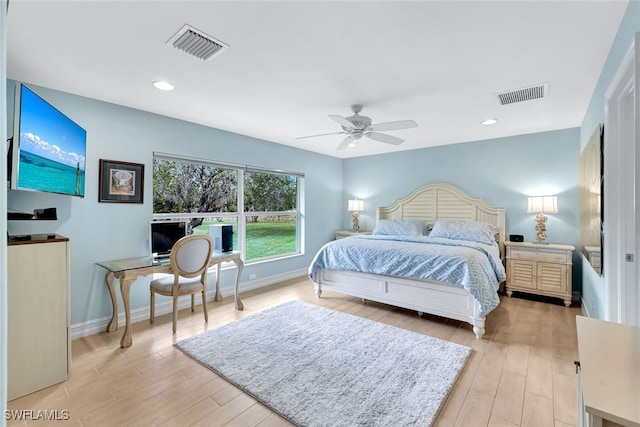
[244,170,299,260]
[152,153,303,262]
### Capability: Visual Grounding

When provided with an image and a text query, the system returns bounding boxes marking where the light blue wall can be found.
[6,81,343,325]
[580,0,640,319]
[343,128,582,293]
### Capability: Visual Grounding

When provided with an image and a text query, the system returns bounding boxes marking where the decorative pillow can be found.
[372,219,425,236]
[429,220,498,245]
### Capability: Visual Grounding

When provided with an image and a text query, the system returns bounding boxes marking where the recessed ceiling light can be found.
[153,80,174,91]
[481,118,498,126]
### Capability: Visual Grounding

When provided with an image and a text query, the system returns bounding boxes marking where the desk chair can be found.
[150,234,213,333]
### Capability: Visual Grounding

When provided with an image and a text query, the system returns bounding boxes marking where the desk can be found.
[97,251,244,348]
[576,316,640,427]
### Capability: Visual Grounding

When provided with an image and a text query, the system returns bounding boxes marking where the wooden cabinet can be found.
[335,230,371,240]
[7,235,70,400]
[576,316,640,427]
[505,241,574,307]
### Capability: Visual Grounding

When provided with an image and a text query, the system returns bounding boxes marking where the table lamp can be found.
[527,195,558,243]
[347,199,364,232]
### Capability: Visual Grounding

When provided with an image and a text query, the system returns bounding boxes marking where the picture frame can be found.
[98,159,144,203]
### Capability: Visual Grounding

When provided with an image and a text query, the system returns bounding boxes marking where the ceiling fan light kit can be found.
[297,104,418,151]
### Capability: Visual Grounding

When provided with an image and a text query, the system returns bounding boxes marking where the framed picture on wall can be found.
[98,159,144,203]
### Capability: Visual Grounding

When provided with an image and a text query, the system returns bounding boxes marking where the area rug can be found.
[175,300,471,426]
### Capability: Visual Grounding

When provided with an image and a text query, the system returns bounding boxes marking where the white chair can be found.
[150,234,213,333]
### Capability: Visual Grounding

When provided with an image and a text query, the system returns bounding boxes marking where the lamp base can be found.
[534,212,548,243]
[351,211,360,233]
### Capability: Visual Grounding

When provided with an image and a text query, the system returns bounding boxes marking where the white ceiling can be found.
[6,0,628,159]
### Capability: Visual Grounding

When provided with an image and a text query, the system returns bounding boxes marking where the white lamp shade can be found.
[347,199,364,212]
[527,195,558,213]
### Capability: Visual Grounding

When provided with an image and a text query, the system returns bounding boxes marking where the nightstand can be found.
[504,241,575,307]
[335,230,371,240]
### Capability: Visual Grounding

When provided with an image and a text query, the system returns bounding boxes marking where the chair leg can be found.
[150,290,155,324]
[172,295,179,334]
[191,294,195,312]
[202,289,209,323]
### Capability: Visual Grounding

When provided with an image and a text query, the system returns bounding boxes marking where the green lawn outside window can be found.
[192,218,296,260]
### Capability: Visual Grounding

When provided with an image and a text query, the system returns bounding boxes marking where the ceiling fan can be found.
[297,104,418,151]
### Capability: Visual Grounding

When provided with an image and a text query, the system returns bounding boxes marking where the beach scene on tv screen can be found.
[17,86,86,197]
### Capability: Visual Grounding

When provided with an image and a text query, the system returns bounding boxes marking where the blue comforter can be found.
[308,235,506,316]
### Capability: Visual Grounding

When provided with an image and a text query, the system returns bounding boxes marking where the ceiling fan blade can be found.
[336,136,354,151]
[369,120,418,132]
[366,132,404,145]
[296,131,346,140]
[329,115,356,129]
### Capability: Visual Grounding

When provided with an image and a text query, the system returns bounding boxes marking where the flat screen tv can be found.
[150,220,188,258]
[11,83,87,197]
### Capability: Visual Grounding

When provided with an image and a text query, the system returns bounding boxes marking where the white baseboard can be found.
[71,268,308,340]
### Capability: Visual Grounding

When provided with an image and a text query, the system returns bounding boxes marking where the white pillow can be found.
[429,220,498,245]
[372,219,425,236]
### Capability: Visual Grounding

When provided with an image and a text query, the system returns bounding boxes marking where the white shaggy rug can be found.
[175,300,471,426]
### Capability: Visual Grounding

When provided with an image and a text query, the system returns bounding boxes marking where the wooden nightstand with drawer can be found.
[335,230,371,240]
[504,241,575,306]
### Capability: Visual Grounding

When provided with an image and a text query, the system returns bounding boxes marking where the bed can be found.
[309,182,506,339]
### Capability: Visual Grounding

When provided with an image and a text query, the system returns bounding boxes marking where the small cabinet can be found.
[335,230,371,240]
[576,316,640,427]
[7,235,70,400]
[505,241,574,306]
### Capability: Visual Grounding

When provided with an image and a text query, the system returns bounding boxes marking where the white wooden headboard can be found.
[377,182,506,254]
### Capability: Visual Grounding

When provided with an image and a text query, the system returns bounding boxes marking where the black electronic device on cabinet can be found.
[7,207,57,221]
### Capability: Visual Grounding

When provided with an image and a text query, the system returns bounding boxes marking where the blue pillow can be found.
[429,220,498,245]
[372,219,426,236]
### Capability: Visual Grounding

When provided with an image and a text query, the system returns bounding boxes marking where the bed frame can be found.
[313,182,505,339]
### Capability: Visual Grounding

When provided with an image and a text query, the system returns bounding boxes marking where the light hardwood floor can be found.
[7,276,582,427]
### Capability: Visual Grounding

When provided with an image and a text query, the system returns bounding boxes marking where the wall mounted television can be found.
[149,220,188,258]
[10,83,87,197]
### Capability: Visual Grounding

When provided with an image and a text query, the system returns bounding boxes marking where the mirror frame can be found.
[579,124,604,275]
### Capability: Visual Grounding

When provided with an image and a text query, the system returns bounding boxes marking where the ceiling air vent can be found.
[167,24,228,61]
[496,83,549,105]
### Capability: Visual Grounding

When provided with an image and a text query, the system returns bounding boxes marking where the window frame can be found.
[152,152,304,264]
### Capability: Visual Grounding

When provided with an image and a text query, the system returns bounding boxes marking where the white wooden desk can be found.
[576,316,640,427]
[97,251,243,348]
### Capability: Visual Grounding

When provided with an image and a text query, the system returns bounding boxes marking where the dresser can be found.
[504,241,574,306]
[7,235,70,400]
[576,316,640,427]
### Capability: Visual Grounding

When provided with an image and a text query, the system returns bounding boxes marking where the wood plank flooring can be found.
[6,276,583,426]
